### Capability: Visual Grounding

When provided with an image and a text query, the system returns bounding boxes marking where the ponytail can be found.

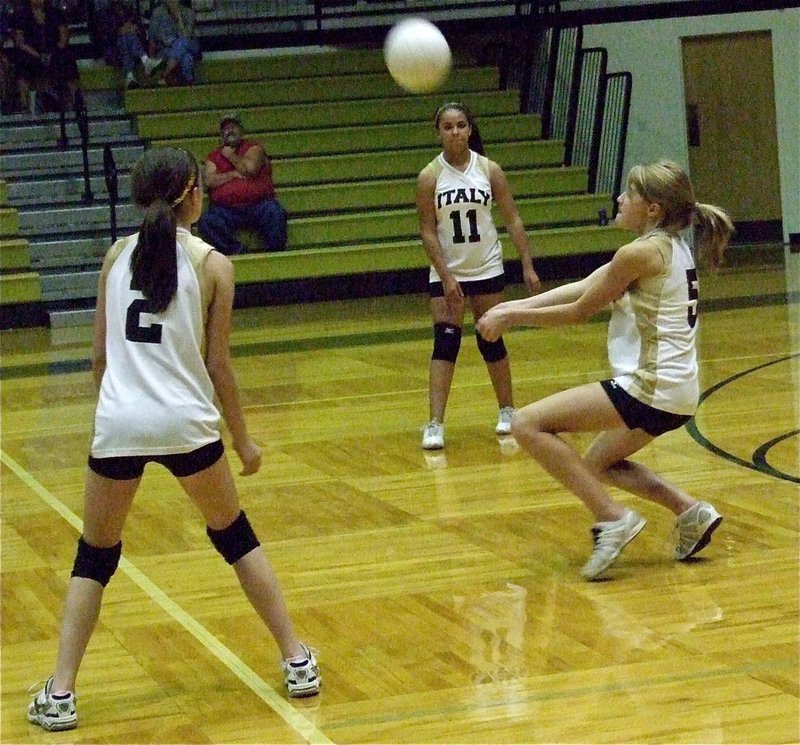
[627,161,734,271]
[131,199,179,313]
[128,148,198,313]
[693,202,734,271]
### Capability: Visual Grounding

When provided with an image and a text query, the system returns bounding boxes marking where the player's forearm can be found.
[507,221,532,265]
[207,361,250,446]
[422,239,451,280]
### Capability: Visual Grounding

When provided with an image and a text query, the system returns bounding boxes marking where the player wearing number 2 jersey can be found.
[27,148,319,734]
[478,160,734,580]
[417,102,541,451]
[92,227,219,457]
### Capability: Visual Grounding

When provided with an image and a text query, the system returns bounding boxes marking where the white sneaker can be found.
[495,406,515,435]
[142,55,163,75]
[281,643,320,698]
[675,501,722,560]
[580,509,647,580]
[27,677,77,731]
[421,420,444,450]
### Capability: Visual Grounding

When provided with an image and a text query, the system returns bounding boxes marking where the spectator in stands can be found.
[10,0,82,114]
[91,1,161,89]
[148,0,200,86]
[198,113,288,255]
[0,5,18,113]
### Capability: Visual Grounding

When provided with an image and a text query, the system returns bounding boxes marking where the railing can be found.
[103,144,118,243]
[53,87,94,203]
[510,5,631,209]
[75,91,94,205]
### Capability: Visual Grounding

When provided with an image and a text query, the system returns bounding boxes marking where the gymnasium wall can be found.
[581,8,800,242]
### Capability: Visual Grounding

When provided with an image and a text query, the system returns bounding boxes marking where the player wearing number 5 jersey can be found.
[27,148,319,734]
[417,102,541,451]
[477,160,734,580]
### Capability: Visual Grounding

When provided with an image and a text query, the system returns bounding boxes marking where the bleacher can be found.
[130,49,629,284]
[0,179,41,313]
[1,31,632,328]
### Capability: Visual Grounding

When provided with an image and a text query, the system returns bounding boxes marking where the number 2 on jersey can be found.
[125,298,163,343]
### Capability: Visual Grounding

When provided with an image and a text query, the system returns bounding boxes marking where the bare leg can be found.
[233,548,303,659]
[52,470,140,693]
[511,383,638,522]
[471,292,512,408]
[428,296,465,422]
[429,358,456,422]
[178,454,304,660]
[584,430,697,515]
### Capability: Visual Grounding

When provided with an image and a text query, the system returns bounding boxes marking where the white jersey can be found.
[608,230,699,415]
[91,227,221,457]
[427,150,503,283]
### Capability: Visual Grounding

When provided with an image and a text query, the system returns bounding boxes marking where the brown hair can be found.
[626,160,734,269]
[129,147,199,312]
[433,101,485,155]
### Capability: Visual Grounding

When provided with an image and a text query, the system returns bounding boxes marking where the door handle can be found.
[687,103,701,147]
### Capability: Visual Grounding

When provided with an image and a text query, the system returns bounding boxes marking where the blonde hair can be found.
[626,160,734,270]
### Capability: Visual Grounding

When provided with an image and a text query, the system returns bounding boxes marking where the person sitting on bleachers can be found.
[0,5,18,113]
[198,113,288,256]
[147,0,200,86]
[10,0,82,113]
[94,1,161,89]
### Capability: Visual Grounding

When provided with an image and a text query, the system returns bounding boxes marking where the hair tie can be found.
[170,174,196,207]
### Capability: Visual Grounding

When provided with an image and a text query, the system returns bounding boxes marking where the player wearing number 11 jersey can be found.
[417,102,541,451]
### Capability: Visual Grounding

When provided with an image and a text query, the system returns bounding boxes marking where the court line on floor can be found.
[0,448,333,745]
[687,353,800,484]
[1,290,790,382]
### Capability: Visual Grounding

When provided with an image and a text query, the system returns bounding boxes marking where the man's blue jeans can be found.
[198,199,288,255]
[167,37,200,83]
[117,32,146,74]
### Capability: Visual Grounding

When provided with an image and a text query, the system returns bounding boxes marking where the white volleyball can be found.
[383,18,452,94]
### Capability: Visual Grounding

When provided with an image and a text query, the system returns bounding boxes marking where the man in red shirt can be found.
[198,113,288,255]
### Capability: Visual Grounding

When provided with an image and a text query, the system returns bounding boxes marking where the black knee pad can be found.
[432,322,462,363]
[71,537,122,587]
[207,510,260,565]
[475,331,508,363]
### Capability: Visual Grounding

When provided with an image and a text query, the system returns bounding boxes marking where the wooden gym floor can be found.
[1,252,798,743]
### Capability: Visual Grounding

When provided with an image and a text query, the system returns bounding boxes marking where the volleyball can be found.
[383,18,452,94]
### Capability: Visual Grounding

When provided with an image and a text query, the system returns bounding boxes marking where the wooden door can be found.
[682,31,782,227]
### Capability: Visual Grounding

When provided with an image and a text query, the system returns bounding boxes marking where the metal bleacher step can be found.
[0,144,144,180]
[2,120,137,151]
[49,307,96,328]
[6,173,133,207]
[40,268,100,302]
[20,202,138,236]
[29,231,135,272]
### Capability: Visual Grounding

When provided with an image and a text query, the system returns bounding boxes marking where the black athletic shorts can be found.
[88,439,225,481]
[600,379,692,437]
[429,273,505,298]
